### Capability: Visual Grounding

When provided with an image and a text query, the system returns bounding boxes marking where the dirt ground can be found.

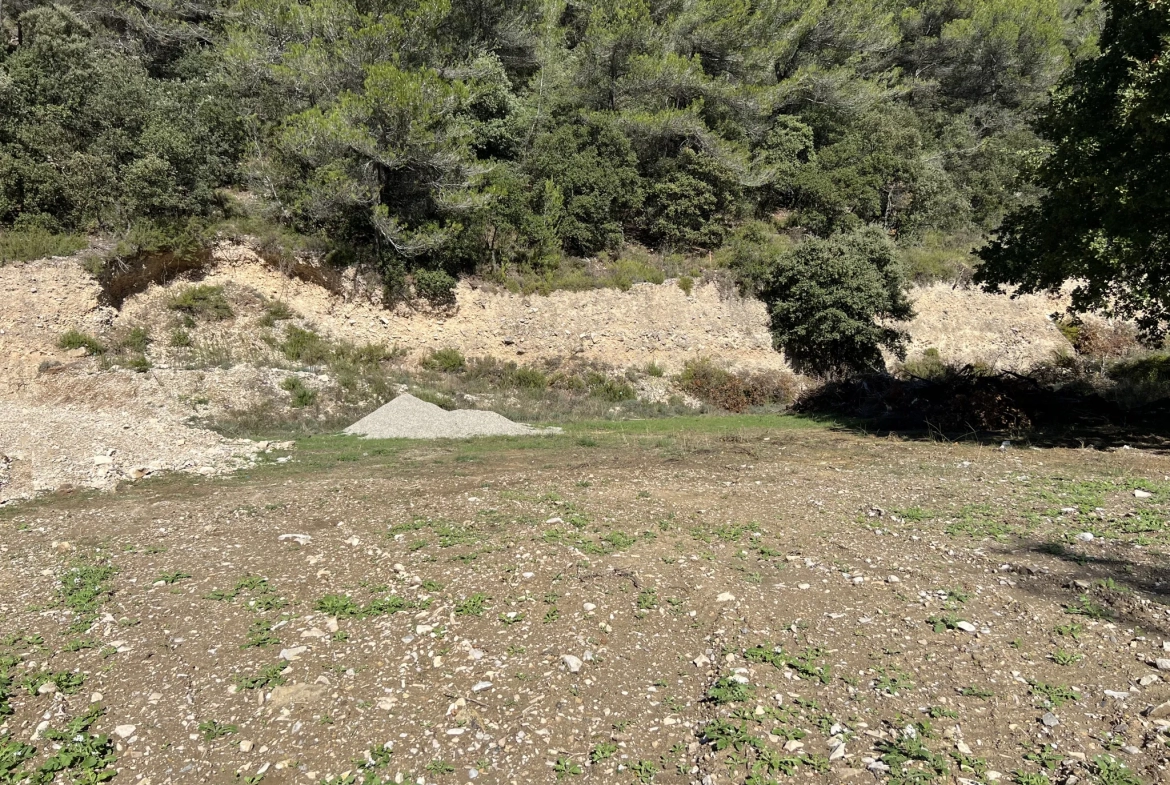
[2,418,1169,785]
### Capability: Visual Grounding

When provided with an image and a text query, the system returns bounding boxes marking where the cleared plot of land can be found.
[1,417,1169,785]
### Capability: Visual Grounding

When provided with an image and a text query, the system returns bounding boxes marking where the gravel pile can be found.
[0,402,274,504]
[344,393,562,439]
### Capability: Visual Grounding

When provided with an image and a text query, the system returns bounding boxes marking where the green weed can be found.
[58,329,106,356]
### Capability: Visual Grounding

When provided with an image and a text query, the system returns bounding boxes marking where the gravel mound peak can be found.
[344,393,562,439]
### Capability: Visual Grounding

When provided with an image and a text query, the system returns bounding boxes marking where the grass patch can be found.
[0,228,86,263]
[167,284,234,321]
[421,348,467,373]
[281,376,318,408]
[58,562,117,633]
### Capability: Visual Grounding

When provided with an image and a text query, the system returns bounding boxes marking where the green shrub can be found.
[0,228,86,264]
[280,326,332,365]
[258,300,296,327]
[677,358,797,412]
[167,285,234,321]
[58,329,105,355]
[898,231,978,284]
[169,329,192,347]
[734,226,914,376]
[119,327,150,354]
[509,366,548,390]
[412,389,457,410]
[413,269,457,306]
[899,348,948,380]
[421,348,466,373]
[645,362,665,377]
[121,354,152,373]
[606,251,666,291]
[280,376,318,408]
[586,372,636,402]
[677,276,694,296]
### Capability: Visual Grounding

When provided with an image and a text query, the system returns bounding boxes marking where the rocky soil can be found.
[1,424,1168,785]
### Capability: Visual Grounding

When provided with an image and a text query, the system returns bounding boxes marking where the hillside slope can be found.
[1,244,1074,502]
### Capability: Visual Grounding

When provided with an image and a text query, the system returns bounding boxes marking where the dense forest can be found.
[0,0,1165,372]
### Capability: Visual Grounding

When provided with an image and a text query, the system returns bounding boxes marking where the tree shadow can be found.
[797,372,1170,452]
[1000,537,1170,636]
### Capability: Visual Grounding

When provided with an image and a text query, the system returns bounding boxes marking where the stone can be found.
[114,725,136,739]
[716,592,736,603]
[268,683,326,708]
[1155,659,1170,671]
[472,681,492,692]
[583,603,597,613]
[956,621,977,633]
[37,682,57,695]
[1145,700,1170,718]
[1139,675,1159,686]
[240,740,255,753]
[829,743,846,761]
[279,646,307,661]
[278,534,312,545]
[1041,713,1059,727]
[693,654,711,668]
[1134,489,1153,499]
[562,655,583,673]
[1076,532,1094,542]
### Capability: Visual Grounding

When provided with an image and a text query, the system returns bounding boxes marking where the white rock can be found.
[829,743,846,761]
[278,534,312,545]
[1139,675,1160,686]
[693,654,711,668]
[114,725,136,739]
[1076,532,1094,542]
[239,740,254,753]
[716,592,736,603]
[37,682,57,695]
[956,742,973,755]
[562,655,583,673]
[279,646,307,661]
[583,603,597,612]
[1134,489,1153,499]
[472,681,492,692]
[956,621,977,633]
[1156,659,1170,671]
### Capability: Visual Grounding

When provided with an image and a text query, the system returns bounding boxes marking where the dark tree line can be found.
[1,0,1165,372]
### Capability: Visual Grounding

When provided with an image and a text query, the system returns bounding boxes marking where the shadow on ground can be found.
[797,371,1170,452]
[996,537,1170,637]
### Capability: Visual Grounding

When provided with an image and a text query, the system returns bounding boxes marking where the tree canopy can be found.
[4,0,1148,372]
[977,0,1169,340]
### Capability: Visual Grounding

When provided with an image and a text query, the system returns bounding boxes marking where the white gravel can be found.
[344,393,562,439]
